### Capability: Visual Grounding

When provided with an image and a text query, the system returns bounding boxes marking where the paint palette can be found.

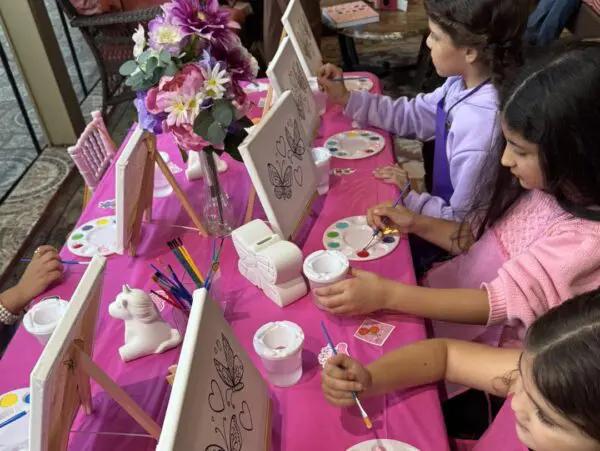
[347,439,420,451]
[323,216,400,261]
[344,77,373,92]
[0,387,30,450]
[325,130,385,160]
[67,216,118,258]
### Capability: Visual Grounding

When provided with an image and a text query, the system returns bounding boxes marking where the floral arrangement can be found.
[119,0,258,161]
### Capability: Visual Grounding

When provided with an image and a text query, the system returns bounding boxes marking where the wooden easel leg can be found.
[72,340,93,415]
[154,151,208,236]
[290,191,318,242]
[144,136,156,222]
[244,187,256,224]
[73,344,162,439]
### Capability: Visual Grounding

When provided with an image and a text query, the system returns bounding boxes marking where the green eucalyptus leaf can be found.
[223,128,248,162]
[164,61,178,77]
[193,116,214,140]
[207,122,227,145]
[138,50,152,64]
[146,56,158,73]
[178,146,189,163]
[212,100,234,126]
[119,60,138,76]
[159,50,172,63]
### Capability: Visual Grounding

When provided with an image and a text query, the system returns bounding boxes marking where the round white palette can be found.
[323,216,400,261]
[347,439,420,451]
[0,387,30,450]
[345,77,373,92]
[67,216,118,258]
[325,130,385,160]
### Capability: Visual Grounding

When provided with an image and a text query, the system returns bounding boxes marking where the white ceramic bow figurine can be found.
[108,285,182,362]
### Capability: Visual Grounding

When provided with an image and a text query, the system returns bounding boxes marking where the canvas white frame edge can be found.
[29,255,107,451]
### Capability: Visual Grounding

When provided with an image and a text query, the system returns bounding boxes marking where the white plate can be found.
[67,216,118,258]
[325,130,385,160]
[344,77,373,92]
[0,387,30,450]
[323,216,400,262]
[347,439,420,451]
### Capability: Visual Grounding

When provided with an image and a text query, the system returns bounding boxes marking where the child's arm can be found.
[321,339,520,406]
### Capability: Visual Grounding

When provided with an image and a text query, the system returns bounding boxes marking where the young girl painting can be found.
[316,42,600,352]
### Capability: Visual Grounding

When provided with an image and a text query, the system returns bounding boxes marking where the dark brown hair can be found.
[525,287,600,442]
[424,0,529,88]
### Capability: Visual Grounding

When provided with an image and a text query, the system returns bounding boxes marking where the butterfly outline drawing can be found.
[206,415,242,451]
[267,161,292,200]
[289,61,309,120]
[285,119,306,161]
[297,17,315,60]
[214,333,245,408]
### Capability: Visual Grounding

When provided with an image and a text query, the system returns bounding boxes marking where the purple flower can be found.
[210,36,258,103]
[148,15,187,55]
[162,0,236,45]
[135,91,167,134]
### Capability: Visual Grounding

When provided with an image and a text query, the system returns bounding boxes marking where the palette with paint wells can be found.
[0,387,30,449]
[67,216,118,258]
[323,216,400,261]
[347,439,420,451]
[344,77,373,92]
[325,130,385,160]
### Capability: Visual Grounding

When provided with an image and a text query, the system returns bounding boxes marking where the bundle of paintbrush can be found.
[150,263,192,309]
[167,238,204,288]
[203,238,225,290]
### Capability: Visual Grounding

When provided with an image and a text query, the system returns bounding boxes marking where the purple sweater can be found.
[344,76,500,220]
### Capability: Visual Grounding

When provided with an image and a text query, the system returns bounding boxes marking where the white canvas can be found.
[239,91,318,239]
[157,288,270,451]
[282,0,323,78]
[115,125,148,254]
[267,36,318,145]
[29,256,107,451]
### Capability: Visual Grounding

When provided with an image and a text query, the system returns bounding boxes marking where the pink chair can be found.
[68,111,116,200]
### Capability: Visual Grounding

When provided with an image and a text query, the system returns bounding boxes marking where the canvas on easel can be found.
[282,0,323,78]
[115,125,208,256]
[29,256,162,450]
[267,36,318,147]
[157,288,271,451]
[239,91,318,241]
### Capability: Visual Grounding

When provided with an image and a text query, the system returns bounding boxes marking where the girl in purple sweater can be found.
[319,0,528,222]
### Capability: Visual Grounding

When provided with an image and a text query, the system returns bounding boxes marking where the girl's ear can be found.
[464,47,479,65]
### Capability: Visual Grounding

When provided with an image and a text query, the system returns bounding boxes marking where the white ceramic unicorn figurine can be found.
[108,285,182,362]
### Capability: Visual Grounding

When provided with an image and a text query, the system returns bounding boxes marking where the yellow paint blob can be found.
[96,218,109,225]
[0,393,18,408]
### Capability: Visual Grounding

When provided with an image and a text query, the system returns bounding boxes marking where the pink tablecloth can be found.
[0,74,449,451]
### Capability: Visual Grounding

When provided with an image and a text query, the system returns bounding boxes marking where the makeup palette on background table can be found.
[323,216,400,261]
[347,439,420,451]
[67,216,118,258]
[344,77,373,92]
[0,387,30,450]
[325,130,385,159]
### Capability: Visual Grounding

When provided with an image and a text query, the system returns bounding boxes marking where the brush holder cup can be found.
[303,250,349,310]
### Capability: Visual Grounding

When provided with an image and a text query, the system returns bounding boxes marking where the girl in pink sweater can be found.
[321,288,600,451]
[316,42,600,349]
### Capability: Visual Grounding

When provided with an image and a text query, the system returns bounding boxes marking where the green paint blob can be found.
[327,231,339,238]
[71,233,84,241]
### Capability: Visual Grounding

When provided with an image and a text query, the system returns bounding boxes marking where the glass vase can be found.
[200,148,236,237]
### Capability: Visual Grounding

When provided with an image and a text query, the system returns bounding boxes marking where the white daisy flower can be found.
[201,63,230,100]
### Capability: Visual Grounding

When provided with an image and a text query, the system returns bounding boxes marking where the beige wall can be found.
[0,0,84,146]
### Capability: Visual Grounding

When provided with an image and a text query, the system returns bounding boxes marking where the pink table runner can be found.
[0,74,449,451]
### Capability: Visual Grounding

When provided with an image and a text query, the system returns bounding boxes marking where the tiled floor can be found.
[0,20,426,290]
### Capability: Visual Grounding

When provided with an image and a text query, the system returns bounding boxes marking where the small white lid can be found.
[253,321,304,359]
[303,250,349,282]
[311,147,331,164]
[23,297,68,335]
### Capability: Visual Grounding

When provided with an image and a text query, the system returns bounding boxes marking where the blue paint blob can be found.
[81,225,94,231]
[369,136,381,141]
[24,393,30,404]
[382,236,396,243]
[336,222,349,229]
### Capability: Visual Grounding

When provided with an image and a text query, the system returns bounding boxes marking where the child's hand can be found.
[317,64,351,107]
[367,201,417,233]
[15,246,64,308]
[315,268,386,315]
[373,165,409,188]
[321,354,372,407]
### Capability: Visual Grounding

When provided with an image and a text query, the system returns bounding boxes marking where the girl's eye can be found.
[536,409,555,427]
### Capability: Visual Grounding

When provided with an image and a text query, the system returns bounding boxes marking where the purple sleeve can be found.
[343,83,448,141]
[403,113,498,220]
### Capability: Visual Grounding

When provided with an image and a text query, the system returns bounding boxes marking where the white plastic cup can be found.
[303,250,349,310]
[311,147,332,195]
[253,321,304,387]
[154,151,173,198]
[23,297,68,346]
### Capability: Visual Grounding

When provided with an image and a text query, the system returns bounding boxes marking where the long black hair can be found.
[465,41,600,242]
[525,287,600,443]
[424,0,529,88]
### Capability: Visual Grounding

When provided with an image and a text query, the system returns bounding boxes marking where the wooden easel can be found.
[129,134,208,256]
[244,30,320,239]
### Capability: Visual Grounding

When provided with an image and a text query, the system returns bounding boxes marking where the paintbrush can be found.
[167,240,203,288]
[320,321,373,430]
[21,258,90,265]
[151,290,184,311]
[175,237,204,284]
[360,180,411,252]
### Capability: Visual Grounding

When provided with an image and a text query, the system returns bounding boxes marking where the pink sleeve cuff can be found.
[482,278,507,326]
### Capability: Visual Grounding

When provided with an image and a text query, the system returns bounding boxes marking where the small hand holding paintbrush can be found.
[361,180,411,252]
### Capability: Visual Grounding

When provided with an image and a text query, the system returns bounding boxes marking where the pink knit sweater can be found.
[426,190,600,336]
